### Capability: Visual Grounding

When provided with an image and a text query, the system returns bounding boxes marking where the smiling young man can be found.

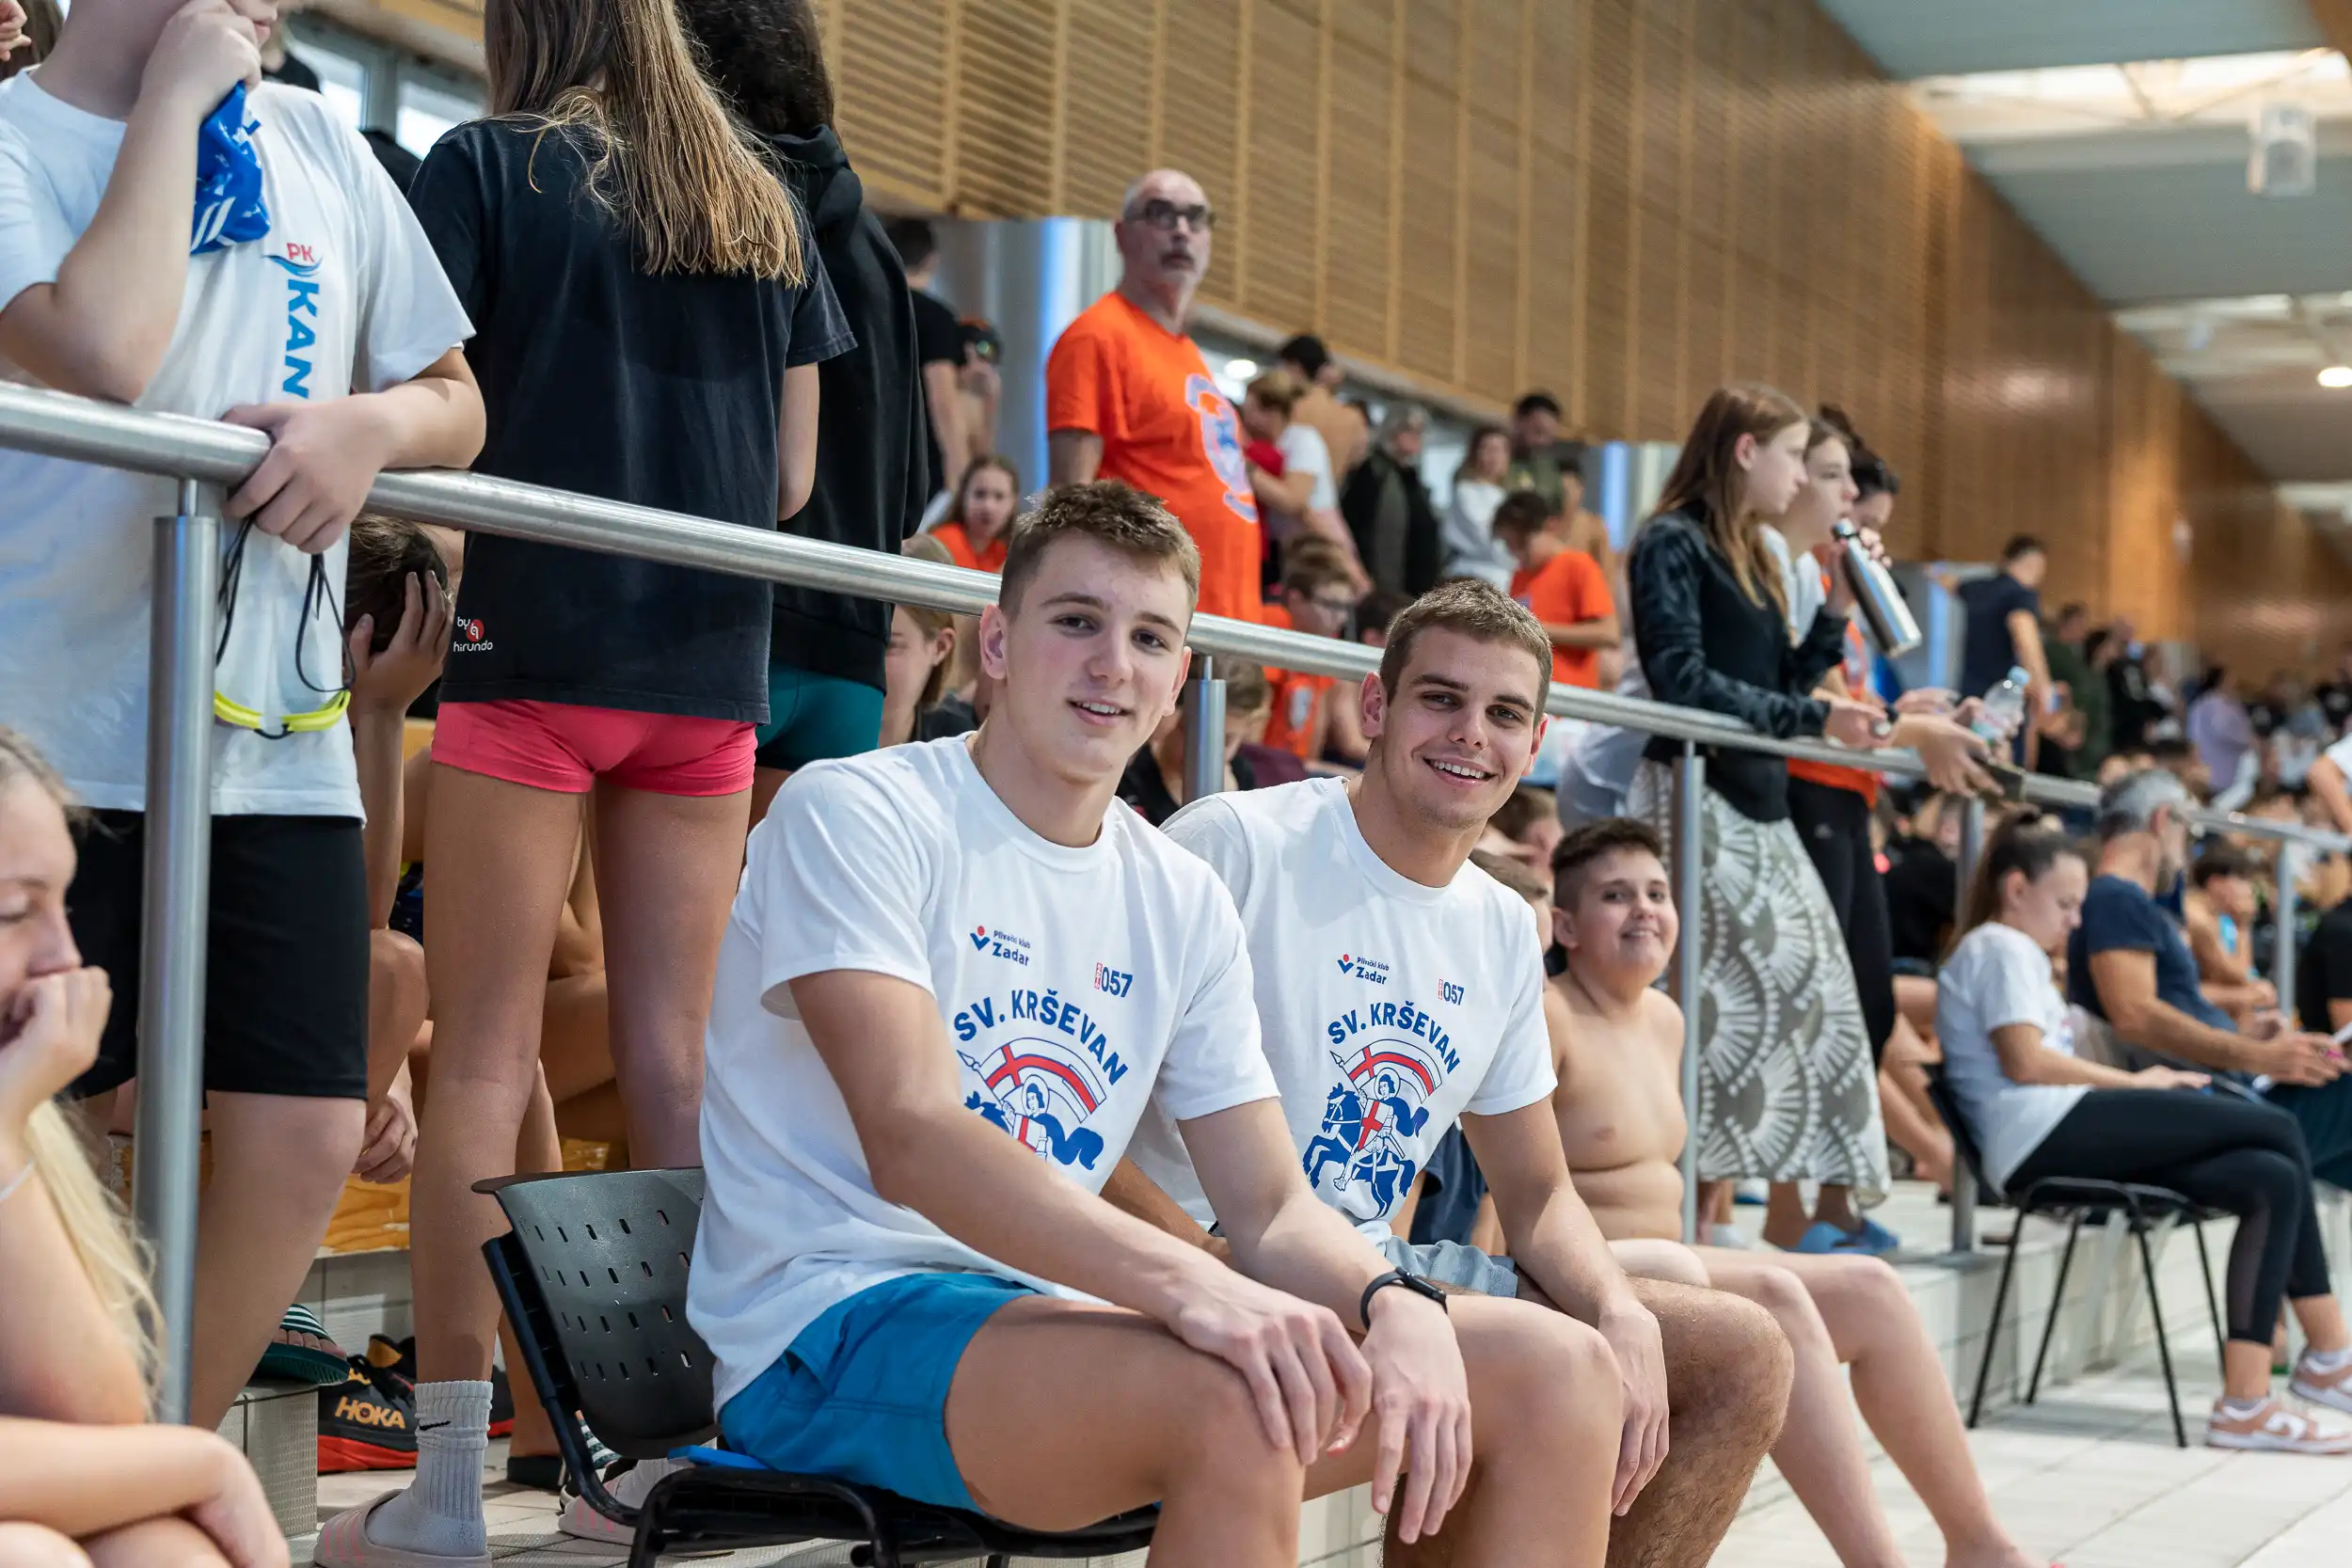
[0,0,480,1430]
[687,484,1623,1568]
[1111,581,1793,1568]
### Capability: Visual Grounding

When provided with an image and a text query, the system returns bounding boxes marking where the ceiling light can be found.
[1225,357,1259,381]
[2321,365,2352,388]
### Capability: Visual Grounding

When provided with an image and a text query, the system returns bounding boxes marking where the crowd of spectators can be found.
[8,2,2352,1566]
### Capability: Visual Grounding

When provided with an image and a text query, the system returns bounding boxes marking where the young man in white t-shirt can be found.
[0,0,481,1428]
[1109,581,1793,1568]
[683,485,1622,1568]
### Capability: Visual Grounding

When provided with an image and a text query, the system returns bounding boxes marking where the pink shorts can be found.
[433,700,755,797]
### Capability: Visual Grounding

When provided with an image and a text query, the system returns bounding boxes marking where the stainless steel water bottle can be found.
[1832,519,1922,658]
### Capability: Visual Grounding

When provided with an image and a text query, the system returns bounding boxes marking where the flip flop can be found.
[257,1305,349,1388]
[1781,1220,1898,1255]
[312,1493,488,1568]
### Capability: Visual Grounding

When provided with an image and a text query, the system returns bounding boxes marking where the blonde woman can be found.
[0,729,286,1567]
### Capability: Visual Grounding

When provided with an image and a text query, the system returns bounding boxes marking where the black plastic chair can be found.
[1925,1069,2222,1448]
[476,1168,1159,1567]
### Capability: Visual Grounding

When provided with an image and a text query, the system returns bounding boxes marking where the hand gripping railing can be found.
[4,384,2344,1415]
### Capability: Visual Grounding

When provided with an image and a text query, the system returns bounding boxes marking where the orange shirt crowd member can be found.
[1492,489,1618,689]
[1046,290,1262,623]
[926,454,1020,575]
[1255,551,1359,761]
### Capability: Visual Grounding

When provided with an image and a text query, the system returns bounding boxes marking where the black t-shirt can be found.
[2067,873,2235,1033]
[911,288,961,499]
[411,120,854,722]
[1883,835,1958,964]
[2297,900,2352,1034]
[1958,573,2040,697]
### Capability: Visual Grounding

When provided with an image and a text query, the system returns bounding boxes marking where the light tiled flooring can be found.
[308,1345,2352,1568]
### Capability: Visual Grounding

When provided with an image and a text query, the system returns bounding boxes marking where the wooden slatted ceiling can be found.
[344,0,2352,661]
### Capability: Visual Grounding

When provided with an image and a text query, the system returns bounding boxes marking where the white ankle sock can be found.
[366,1380,492,1558]
[2219,1395,2268,1418]
[2302,1346,2352,1372]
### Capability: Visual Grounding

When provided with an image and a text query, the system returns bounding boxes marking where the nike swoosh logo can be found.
[418,1420,451,1433]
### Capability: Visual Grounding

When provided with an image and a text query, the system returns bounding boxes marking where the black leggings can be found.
[1786,777,1897,1064]
[2007,1089,2330,1345]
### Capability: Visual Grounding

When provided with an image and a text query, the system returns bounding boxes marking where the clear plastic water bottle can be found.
[1973,665,2030,746]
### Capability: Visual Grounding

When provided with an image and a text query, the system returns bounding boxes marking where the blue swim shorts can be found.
[717,1272,1037,1513]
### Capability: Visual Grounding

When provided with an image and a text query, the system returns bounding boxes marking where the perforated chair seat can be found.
[477,1169,1158,1567]
[1925,1069,2222,1448]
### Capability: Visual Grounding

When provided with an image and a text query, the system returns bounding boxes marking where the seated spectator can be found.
[1257,544,1358,764]
[926,454,1020,575]
[1110,584,1791,1560]
[1440,425,1517,590]
[2184,842,2276,1023]
[1317,586,1406,770]
[1339,402,1442,597]
[879,586,959,750]
[2069,768,2352,1212]
[2298,880,2352,1041]
[1116,658,1274,826]
[690,483,1606,1560]
[1884,789,1963,973]
[0,728,290,1567]
[1489,490,1617,690]
[1942,806,2352,1451]
[0,0,481,1434]
[1478,784,1564,898]
[1548,818,2039,1568]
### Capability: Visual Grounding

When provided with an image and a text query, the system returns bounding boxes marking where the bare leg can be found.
[1778,1250,2034,1568]
[749,767,789,829]
[411,765,583,1384]
[367,929,430,1105]
[186,1092,366,1426]
[588,782,750,1168]
[2291,1293,2350,1355]
[0,1524,91,1568]
[943,1297,1308,1565]
[1880,1017,1952,1192]
[1317,1293,1621,1568]
[501,1070,564,1467]
[539,972,612,1108]
[82,1516,228,1568]
[1763,1183,1815,1250]
[1813,1185,1862,1234]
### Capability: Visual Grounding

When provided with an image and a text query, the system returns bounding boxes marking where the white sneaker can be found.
[2290,1354,2352,1416]
[557,1457,687,1543]
[2205,1398,2352,1454]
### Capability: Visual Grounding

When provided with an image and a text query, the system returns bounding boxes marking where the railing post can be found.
[1182,655,1227,803]
[1673,741,1706,1244]
[135,479,219,1423]
[1948,794,1987,1258]
[2275,843,2300,1027]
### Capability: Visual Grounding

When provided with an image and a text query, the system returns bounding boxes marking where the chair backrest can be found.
[1921,1064,2001,1203]
[485,1168,717,1452]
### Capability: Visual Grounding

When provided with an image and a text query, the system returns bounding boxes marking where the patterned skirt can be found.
[1629,763,1889,1198]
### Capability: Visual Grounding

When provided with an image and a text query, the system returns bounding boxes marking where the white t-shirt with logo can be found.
[1129,777,1558,1240]
[690,736,1280,1409]
[0,77,471,816]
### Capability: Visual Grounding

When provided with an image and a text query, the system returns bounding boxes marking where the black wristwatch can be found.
[1359,1267,1448,1327]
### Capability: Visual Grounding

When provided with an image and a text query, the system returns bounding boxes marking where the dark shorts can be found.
[755,665,883,773]
[66,810,371,1101]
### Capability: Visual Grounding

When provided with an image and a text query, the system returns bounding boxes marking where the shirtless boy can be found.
[1548,818,2040,1568]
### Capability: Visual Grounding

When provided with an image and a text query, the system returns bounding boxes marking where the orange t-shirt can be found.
[1256,603,1338,761]
[1045,292,1262,624]
[928,521,1007,574]
[1516,547,1613,689]
[1787,559,1880,804]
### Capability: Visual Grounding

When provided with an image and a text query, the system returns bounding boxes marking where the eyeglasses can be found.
[1126,199,1216,233]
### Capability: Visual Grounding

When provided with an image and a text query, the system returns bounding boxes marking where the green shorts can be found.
[755,665,884,772]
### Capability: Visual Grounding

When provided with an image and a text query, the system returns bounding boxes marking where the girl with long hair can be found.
[1441,424,1516,589]
[321,0,852,1559]
[927,455,1020,576]
[1937,808,2352,1452]
[0,728,286,1568]
[1767,411,1991,1245]
[1624,385,1892,1246]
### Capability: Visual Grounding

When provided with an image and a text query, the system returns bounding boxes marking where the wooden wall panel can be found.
[343,0,2352,662]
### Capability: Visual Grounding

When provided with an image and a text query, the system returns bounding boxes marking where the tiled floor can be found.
[305,1343,2352,1567]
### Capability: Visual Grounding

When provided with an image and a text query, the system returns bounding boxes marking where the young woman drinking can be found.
[1937,809,2352,1452]
[320,0,850,1559]
[1623,385,1892,1251]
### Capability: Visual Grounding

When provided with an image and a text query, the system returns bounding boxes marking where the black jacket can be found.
[1340,448,1442,598]
[1628,509,1843,822]
[770,128,930,689]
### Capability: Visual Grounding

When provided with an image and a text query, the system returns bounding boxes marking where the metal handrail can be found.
[4,385,2338,850]
[6,382,2344,1407]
